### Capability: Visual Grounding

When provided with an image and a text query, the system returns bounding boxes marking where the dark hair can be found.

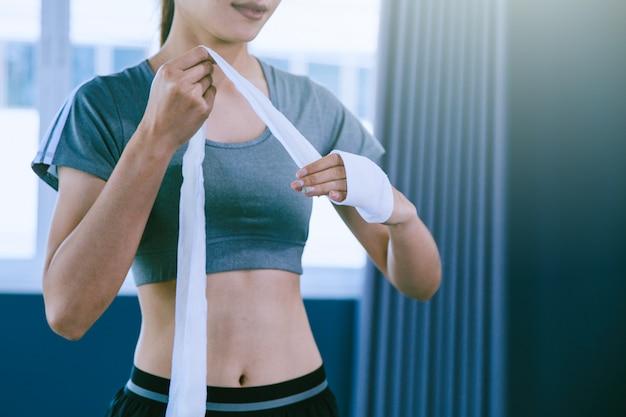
[160,0,175,46]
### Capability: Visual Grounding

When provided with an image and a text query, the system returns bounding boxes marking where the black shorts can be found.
[104,365,340,417]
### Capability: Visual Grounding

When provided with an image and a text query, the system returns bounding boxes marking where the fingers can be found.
[290,153,348,201]
[144,46,218,149]
[204,84,217,100]
[176,47,215,100]
[297,152,343,177]
[158,46,215,87]
[159,46,216,100]
[196,72,214,96]
[184,60,215,85]
[178,45,215,71]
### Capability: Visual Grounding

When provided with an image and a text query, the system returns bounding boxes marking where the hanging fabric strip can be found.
[166,123,208,417]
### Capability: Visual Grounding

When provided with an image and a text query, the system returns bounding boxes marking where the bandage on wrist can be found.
[330,150,394,224]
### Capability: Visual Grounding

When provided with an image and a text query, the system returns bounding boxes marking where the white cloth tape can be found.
[166,47,393,417]
[166,47,324,417]
[166,123,208,417]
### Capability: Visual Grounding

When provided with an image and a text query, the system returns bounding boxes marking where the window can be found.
[0,0,381,298]
[308,63,341,97]
[113,47,147,73]
[6,42,36,107]
[72,45,95,87]
[0,1,40,274]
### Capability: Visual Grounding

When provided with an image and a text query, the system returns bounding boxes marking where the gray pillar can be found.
[36,0,71,261]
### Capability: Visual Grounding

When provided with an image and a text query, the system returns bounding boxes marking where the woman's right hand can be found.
[139,46,217,152]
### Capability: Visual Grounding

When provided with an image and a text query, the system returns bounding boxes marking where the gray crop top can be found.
[32,58,385,285]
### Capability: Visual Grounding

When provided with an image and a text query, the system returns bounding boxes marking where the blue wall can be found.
[0,294,357,417]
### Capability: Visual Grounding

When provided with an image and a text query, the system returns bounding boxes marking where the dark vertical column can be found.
[506,1,626,415]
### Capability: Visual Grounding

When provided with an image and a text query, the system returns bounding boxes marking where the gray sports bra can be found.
[131,130,312,284]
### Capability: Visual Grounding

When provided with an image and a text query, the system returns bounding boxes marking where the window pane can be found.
[358,67,375,121]
[6,42,36,107]
[113,47,146,72]
[0,109,39,258]
[308,62,341,97]
[0,0,40,259]
[70,0,157,82]
[70,0,159,51]
[0,0,40,41]
[72,45,95,86]
[259,57,289,72]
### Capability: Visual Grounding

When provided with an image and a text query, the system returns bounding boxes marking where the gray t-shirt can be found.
[32,59,385,285]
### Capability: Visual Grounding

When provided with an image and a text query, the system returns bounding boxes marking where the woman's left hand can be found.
[290,152,348,203]
[291,151,394,224]
[291,151,441,300]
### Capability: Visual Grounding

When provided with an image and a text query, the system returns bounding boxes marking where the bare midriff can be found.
[133,269,323,387]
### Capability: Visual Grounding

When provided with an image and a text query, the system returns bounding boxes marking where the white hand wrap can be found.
[330,150,394,224]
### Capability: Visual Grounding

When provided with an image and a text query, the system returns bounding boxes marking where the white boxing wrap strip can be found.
[330,150,394,224]
[166,124,208,417]
[168,48,323,417]
[170,47,393,417]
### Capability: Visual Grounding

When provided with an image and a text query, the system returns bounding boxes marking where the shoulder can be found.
[73,60,153,109]
[258,59,383,158]
[67,60,153,142]
[258,58,384,159]
[32,61,153,189]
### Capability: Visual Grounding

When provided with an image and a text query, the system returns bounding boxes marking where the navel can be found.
[238,374,246,386]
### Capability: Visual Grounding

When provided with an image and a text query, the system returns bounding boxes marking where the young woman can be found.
[32,0,441,415]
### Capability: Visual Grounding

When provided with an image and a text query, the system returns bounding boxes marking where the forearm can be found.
[385,207,442,301]
[44,132,175,338]
[336,188,441,301]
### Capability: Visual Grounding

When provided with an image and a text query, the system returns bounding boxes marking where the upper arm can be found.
[44,166,106,272]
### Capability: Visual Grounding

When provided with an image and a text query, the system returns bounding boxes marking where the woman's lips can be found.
[232,2,267,20]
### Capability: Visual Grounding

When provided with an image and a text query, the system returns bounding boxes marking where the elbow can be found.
[409,275,441,302]
[413,274,441,302]
[42,273,94,341]
[45,303,89,341]
[400,264,442,302]
[416,253,442,301]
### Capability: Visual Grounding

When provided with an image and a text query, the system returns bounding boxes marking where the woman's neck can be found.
[149,37,254,81]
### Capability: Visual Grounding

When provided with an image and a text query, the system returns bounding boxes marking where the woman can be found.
[32,0,441,415]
